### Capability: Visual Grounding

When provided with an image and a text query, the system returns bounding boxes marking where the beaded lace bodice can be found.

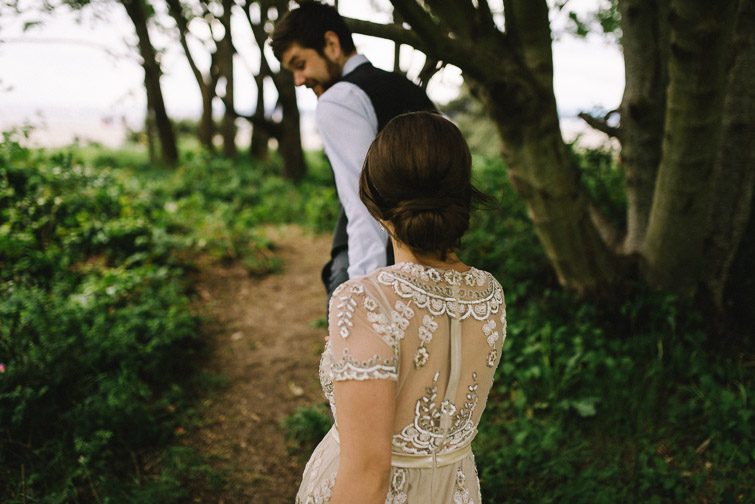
[320,262,506,457]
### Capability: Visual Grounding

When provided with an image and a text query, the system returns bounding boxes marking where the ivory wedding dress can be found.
[296,262,506,503]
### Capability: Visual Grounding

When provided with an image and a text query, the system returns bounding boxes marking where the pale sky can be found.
[0,0,624,148]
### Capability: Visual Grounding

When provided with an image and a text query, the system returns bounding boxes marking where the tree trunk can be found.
[482,82,621,293]
[724,181,755,328]
[705,0,755,308]
[392,11,403,74]
[246,0,307,181]
[166,0,215,151]
[273,70,306,182]
[218,0,237,157]
[121,0,178,166]
[353,0,753,303]
[145,107,157,164]
[383,0,622,293]
[250,72,269,159]
[618,0,669,254]
[643,0,739,292]
[200,86,215,150]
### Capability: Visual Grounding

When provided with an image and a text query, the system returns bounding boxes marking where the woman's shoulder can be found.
[336,264,504,303]
[374,262,501,290]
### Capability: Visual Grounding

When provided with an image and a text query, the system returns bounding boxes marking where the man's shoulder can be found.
[318,81,369,105]
[344,62,423,89]
[315,82,375,126]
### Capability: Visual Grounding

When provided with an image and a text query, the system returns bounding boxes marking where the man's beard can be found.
[309,58,342,97]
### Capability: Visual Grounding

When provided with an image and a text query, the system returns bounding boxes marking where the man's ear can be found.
[322,30,342,61]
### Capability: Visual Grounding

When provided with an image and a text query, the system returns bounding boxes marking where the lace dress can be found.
[296,262,506,504]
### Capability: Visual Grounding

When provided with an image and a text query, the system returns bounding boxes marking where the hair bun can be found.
[392,196,461,215]
[359,112,488,260]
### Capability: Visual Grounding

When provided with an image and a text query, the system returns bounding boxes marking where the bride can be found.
[297,111,506,504]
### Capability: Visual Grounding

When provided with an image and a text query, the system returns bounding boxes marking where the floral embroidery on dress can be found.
[297,471,336,504]
[386,468,409,504]
[378,264,503,321]
[482,319,500,368]
[331,347,398,381]
[392,372,480,455]
[363,295,414,346]
[453,466,475,504]
[366,308,393,342]
[500,306,508,344]
[326,281,400,383]
[304,451,322,495]
[335,296,355,338]
[305,269,505,503]
[389,299,414,342]
[414,314,438,368]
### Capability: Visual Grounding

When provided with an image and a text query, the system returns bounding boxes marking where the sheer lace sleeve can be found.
[328,279,399,382]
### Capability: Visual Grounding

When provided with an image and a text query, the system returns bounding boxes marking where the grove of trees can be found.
[349,1,754,315]
[5,0,753,320]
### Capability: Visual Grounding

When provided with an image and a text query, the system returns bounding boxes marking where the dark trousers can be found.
[321,208,394,314]
[322,245,350,301]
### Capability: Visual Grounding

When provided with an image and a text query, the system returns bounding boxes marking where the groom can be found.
[271,1,435,298]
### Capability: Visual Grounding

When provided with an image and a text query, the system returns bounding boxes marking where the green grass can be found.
[2,131,752,503]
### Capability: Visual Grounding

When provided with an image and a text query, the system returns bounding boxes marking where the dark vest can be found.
[340,62,436,131]
[330,62,436,254]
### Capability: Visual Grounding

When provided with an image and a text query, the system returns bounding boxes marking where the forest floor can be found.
[185,225,332,503]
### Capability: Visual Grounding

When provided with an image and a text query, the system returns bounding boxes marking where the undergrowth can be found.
[2,132,751,502]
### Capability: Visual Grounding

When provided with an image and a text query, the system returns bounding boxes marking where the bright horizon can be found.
[0,0,624,149]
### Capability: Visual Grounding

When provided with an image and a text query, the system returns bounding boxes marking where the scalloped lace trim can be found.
[377,265,504,321]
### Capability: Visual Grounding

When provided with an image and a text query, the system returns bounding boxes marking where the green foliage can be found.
[0,133,217,502]
[463,156,555,302]
[442,89,502,158]
[282,404,333,460]
[460,154,753,503]
[3,131,750,502]
[559,0,621,41]
[0,132,342,502]
[571,144,626,229]
[132,149,339,270]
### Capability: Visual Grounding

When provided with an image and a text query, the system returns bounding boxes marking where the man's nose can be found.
[293,72,305,86]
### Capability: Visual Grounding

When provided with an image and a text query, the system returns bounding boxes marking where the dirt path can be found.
[188,225,332,503]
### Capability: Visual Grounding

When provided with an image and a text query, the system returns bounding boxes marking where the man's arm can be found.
[316,83,389,278]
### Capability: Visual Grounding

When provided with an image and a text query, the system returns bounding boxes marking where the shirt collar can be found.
[342,54,369,77]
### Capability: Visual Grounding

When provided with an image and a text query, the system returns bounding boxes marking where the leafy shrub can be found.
[282,404,333,461]
[0,133,214,502]
[462,154,753,503]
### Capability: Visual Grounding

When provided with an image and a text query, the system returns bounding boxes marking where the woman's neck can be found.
[390,238,469,272]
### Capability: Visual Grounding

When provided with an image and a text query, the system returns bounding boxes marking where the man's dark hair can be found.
[271,1,356,61]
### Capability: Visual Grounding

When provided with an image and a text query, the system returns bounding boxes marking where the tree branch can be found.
[165,0,208,94]
[425,0,476,39]
[389,0,487,77]
[578,111,620,138]
[235,111,282,138]
[418,57,444,89]
[475,0,498,35]
[343,17,424,49]
[588,204,623,252]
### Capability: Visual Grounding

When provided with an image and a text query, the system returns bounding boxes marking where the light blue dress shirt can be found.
[316,54,390,279]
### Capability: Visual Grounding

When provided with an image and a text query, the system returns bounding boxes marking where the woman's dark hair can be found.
[360,112,487,260]
[271,1,356,61]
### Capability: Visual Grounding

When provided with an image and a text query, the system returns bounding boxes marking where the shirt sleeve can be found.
[328,279,398,382]
[316,83,389,278]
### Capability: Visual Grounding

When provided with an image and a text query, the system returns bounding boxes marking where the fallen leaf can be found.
[288,382,304,397]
